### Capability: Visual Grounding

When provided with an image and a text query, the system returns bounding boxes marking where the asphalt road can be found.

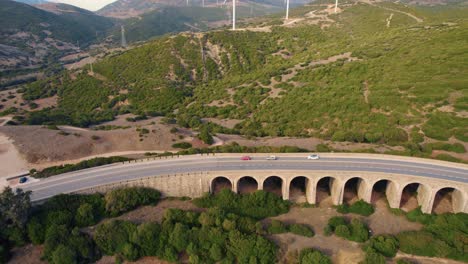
[19,155,468,201]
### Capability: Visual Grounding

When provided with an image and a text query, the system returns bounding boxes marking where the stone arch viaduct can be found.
[206,170,467,214]
[52,153,468,215]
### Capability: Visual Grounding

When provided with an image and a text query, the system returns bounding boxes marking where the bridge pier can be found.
[385,181,401,209]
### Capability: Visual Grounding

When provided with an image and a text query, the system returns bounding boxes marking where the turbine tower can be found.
[121,25,127,48]
[335,0,338,13]
[232,0,236,30]
[285,0,290,20]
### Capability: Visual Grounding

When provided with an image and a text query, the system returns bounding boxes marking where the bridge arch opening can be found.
[289,176,309,203]
[343,177,366,204]
[316,177,335,206]
[237,176,258,194]
[263,176,283,198]
[371,180,390,205]
[432,187,459,214]
[400,183,423,211]
[211,177,233,194]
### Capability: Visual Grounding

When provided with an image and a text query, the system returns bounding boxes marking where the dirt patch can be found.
[109,199,204,224]
[395,253,466,264]
[202,118,242,129]
[268,198,422,263]
[272,233,365,264]
[8,244,46,264]
[0,120,187,169]
[0,132,28,181]
[97,256,172,264]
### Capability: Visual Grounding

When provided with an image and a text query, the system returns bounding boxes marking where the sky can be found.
[50,0,118,11]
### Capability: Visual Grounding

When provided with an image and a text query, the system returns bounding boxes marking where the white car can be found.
[307,154,320,160]
[266,155,277,160]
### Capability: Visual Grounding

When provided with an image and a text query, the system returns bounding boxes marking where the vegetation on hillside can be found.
[11,1,467,160]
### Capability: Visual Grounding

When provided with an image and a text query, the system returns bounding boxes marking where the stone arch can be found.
[399,182,431,212]
[288,176,312,203]
[370,179,399,205]
[237,176,259,194]
[262,176,284,198]
[315,176,338,206]
[210,176,233,194]
[342,177,369,204]
[431,187,466,214]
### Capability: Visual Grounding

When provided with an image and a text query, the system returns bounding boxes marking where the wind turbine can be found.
[335,0,338,13]
[232,0,236,30]
[285,0,290,20]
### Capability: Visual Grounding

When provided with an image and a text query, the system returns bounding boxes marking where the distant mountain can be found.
[13,0,48,4]
[0,0,114,86]
[98,0,310,18]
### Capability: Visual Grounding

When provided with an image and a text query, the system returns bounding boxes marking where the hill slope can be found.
[13,0,48,4]
[97,0,309,18]
[0,0,114,86]
[8,1,468,160]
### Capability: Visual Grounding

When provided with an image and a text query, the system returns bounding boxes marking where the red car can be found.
[241,156,251,161]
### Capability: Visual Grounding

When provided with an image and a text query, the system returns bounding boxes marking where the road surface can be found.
[18,154,468,201]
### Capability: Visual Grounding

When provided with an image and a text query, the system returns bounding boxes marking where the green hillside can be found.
[14,0,468,157]
[0,1,114,46]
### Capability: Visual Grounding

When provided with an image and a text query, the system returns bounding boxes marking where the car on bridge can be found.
[241,156,252,160]
[266,155,277,160]
[307,154,320,160]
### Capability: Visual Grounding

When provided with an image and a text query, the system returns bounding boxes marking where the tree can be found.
[131,222,162,256]
[299,248,331,264]
[209,244,224,261]
[51,245,77,264]
[198,127,214,145]
[0,187,31,230]
[365,235,399,257]
[75,203,95,227]
[169,223,189,252]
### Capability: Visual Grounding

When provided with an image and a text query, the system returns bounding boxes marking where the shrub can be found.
[267,220,288,234]
[361,249,386,264]
[337,200,375,216]
[193,189,289,219]
[299,248,331,264]
[289,224,314,237]
[397,213,468,261]
[105,187,161,216]
[325,216,347,232]
[94,220,137,256]
[172,142,192,149]
[51,245,77,264]
[198,126,214,145]
[364,235,399,257]
[327,217,370,242]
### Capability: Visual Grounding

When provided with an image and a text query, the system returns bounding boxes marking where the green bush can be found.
[267,220,288,234]
[94,220,137,256]
[361,249,386,264]
[337,200,375,216]
[105,187,161,216]
[328,217,370,242]
[299,248,331,264]
[193,189,290,219]
[397,213,468,261]
[289,224,315,237]
[364,235,399,257]
[172,142,193,149]
[51,245,77,264]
